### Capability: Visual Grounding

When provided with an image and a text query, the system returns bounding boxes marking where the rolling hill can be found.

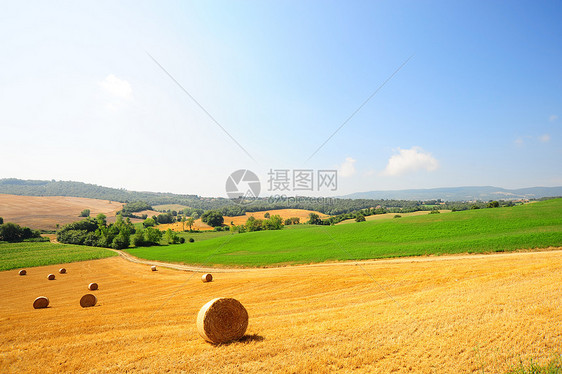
[341,186,562,201]
[128,198,562,267]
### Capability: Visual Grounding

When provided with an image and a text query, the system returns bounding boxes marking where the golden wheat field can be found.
[336,210,452,224]
[159,209,330,232]
[0,194,123,230]
[1,250,561,373]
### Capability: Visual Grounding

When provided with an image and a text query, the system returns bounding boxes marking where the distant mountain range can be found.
[340,186,562,201]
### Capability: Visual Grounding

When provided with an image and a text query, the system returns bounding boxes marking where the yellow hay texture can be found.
[33,296,49,309]
[88,282,98,291]
[201,273,213,283]
[196,298,248,344]
[47,274,55,280]
[80,294,97,308]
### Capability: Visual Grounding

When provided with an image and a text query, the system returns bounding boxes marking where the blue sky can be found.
[0,1,560,197]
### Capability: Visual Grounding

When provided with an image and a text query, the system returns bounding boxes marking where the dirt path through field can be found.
[116,246,562,273]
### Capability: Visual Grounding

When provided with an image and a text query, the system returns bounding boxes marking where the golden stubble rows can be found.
[1,250,561,373]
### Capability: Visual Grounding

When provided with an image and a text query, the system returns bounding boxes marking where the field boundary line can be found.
[113,247,562,273]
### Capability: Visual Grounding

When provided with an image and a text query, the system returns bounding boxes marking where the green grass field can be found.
[0,242,117,271]
[127,199,562,267]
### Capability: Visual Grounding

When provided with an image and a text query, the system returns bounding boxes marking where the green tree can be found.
[201,210,224,227]
[264,212,270,219]
[0,217,3,224]
[132,230,146,247]
[143,217,156,228]
[165,229,180,244]
[263,215,283,230]
[144,227,163,244]
[79,209,90,217]
[186,217,195,231]
[308,213,322,225]
[96,213,107,228]
[355,214,366,222]
[245,216,262,232]
[0,222,23,241]
[487,201,500,208]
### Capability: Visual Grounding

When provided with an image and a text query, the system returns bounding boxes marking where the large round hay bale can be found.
[201,273,213,283]
[151,265,157,271]
[88,282,98,291]
[19,269,27,276]
[47,273,55,280]
[196,298,248,344]
[33,296,49,309]
[59,268,66,274]
[80,294,97,308]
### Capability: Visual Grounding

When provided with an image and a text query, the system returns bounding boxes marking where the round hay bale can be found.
[88,282,98,291]
[80,294,97,308]
[33,296,49,309]
[196,298,248,344]
[151,265,157,271]
[47,273,55,280]
[19,269,27,276]
[59,268,66,274]
[201,273,213,283]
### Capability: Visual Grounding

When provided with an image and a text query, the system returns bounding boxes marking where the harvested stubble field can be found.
[0,194,123,230]
[159,208,329,232]
[1,250,561,373]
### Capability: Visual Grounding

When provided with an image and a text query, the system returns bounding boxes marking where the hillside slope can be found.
[129,199,562,266]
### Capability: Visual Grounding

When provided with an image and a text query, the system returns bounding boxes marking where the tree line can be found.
[0,217,46,242]
[56,214,162,249]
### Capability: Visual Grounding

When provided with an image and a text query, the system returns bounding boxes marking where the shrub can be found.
[394,214,401,218]
[487,201,500,208]
[355,214,366,222]
[189,237,194,243]
[79,209,90,217]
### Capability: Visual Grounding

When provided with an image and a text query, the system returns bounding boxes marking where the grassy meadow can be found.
[0,241,117,271]
[128,198,562,267]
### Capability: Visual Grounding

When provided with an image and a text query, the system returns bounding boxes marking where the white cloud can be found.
[381,146,439,176]
[549,115,558,122]
[338,157,356,177]
[539,134,551,142]
[514,137,524,146]
[99,74,132,100]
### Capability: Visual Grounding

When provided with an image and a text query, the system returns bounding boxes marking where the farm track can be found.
[117,246,562,273]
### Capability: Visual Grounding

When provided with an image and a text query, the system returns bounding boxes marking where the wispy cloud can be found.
[549,114,558,122]
[514,137,525,146]
[338,157,357,177]
[381,146,438,176]
[99,74,133,100]
[539,134,551,142]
